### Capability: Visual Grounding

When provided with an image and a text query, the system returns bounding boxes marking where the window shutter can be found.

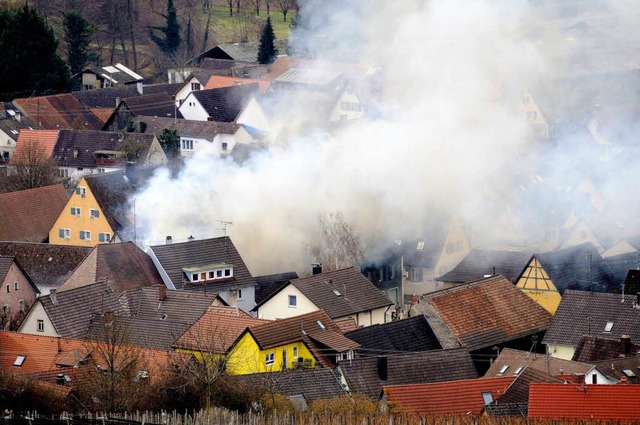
[58,229,64,238]
[94,210,99,217]
[99,233,105,242]
[70,207,74,214]
[80,231,85,240]
[75,188,81,195]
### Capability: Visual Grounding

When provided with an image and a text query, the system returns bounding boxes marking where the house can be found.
[174,71,267,105]
[484,367,563,417]
[437,248,532,286]
[103,93,182,131]
[344,315,443,355]
[11,128,58,170]
[178,84,258,122]
[254,267,393,326]
[433,216,472,278]
[190,41,289,64]
[55,242,164,295]
[543,290,640,360]
[381,376,514,416]
[0,242,91,295]
[0,117,35,161]
[148,236,257,312]
[484,348,595,382]
[0,184,69,242]
[410,275,552,374]
[254,271,299,305]
[515,243,616,314]
[592,355,640,384]
[0,256,39,328]
[131,116,254,158]
[227,309,359,375]
[339,348,478,398]
[77,63,144,91]
[235,368,347,410]
[13,94,103,130]
[0,331,87,374]
[602,234,640,258]
[52,130,166,181]
[49,171,138,246]
[528,383,640,421]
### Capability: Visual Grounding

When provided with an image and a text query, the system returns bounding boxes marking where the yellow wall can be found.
[516,258,562,314]
[49,177,115,246]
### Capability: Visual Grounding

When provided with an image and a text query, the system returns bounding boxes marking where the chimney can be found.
[188,235,195,241]
[73,148,79,158]
[312,264,322,275]
[166,236,173,244]
[115,97,121,108]
[56,374,65,386]
[50,289,57,305]
[620,335,631,357]
[377,356,388,381]
[159,286,167,301]
[572,373,585,384]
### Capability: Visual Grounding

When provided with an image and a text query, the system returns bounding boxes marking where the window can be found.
[481,392,494,405]
[5,285,9,294]
[265,352,275,366]
[513,367,523,375]
[498,365,509,374]
[222,142,228,151]
[217,270,223,278]
[293,347,298,358]
[238,289,243,300]
[316,320,325,330]
[209,271,215,279]
[409,268,423,282]
[2,305,8,316]
[18,300,24,313]
[604,321,614,332]
[288,295,297,308]
[527,111,537,122]
[79,230,91,241]
[90,209,100,218]
[58,169,69,178]
[13,355,26,367]
[592,374,597,384]
[37,319,44,332]
[623,369,636,377]
[70,207,81,216]
[416,241,425,250]
[181,139,194,150]
[225,269,231,277]
[191,82,201,91]
[192,273,198,281]
[98,233,111,242]
[14,282,18,291]
[58,228,71,240]
[332,289,342,296]
[75,187,86,197]
[136,370,149,381]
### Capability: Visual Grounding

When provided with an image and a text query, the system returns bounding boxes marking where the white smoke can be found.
[134,0,640,274]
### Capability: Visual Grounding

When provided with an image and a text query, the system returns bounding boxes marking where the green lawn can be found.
[207,7,295,42]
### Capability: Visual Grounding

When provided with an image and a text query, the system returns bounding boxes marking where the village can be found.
[1,0,640,422]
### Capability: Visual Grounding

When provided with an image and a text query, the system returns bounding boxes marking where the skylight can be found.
[332,289,342,296]
[416,241,425,250]
[623,369,636,377]
[317,320,326,330]
[13,355,26,367]
[513,367,523,375]
[481,392,494,405]
[498,365,509,374]
[604,321,614,332]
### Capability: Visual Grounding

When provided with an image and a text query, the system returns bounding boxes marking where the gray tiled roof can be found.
[204,41,289,63]
[284,267,393,319]
[345,315,442,354]
[483,348,593,378]
[123,286,219,323]
[437,249,532,284]
[254,271,298,305]
[236,368,347,403]
[53,130,157,168]
[0,242,91,291]
[84,171,135,236]
[149,236,257,291]
[339,348,478,398]
[73,86,141,108]
[122,93,182,119]
[543,289,640,348]
[0,118,32,141]
[192,84,258,122]
[87,315,190,351]
[0,256,14,282]
[132,116,240,140]
[573,335,640,362]
[40,281,126,338]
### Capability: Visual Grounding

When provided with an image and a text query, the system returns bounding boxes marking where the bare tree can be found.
[306,211,365,272]
[247,0,262,16]
[4,139,60,192]
[275,0,293,21]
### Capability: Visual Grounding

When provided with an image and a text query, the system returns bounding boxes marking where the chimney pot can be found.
[159,286,167,301]
[188,235,195,241]
[166,236,173,244]
[50,289,57,305]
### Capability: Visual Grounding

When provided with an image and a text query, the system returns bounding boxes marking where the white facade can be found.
[585,367,617,385]
[174,76,206,104]
[18,301,58,337]
[547,344,576,360]
[328,87,366,122]
[179,127,253,158]
[178,93,211,121]
[257,284,318,320]
[0,129,16,162]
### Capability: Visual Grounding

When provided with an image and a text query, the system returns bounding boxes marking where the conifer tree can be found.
[150,0,181,57]
[63,10,95,76]
[257,16,277,64]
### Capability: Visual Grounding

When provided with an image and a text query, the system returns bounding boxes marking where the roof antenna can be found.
[587,250,593,293]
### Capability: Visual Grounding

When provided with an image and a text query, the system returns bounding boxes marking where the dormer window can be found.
[184,264,234,283]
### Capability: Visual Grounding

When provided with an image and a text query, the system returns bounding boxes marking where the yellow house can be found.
[516,257,562,314]
[174,308,359,376]
[49,171,132,246]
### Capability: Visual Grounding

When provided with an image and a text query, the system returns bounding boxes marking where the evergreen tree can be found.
[0,5,71,101]
[150,0,181,57]
[257,17,277,64]
[63,10,95,76]
[159,128,180,159]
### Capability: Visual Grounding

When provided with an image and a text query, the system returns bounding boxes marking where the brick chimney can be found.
[312,264,322,275]
[159,286,167,301]
[50,289,57,305]
[572,373,585,384]
[620,335,631,357]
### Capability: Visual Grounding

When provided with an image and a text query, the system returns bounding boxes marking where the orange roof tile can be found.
[383,376,515,416]
[0,184,69,242]
[88,107,115,123]
[14,94,103,130]
[528,383,640,420]
[204,75,270,93]
[173,305,267,353]
[12,129,59,162]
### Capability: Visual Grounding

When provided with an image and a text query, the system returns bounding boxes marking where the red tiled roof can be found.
[421,275,552,350]
[174,305,267,353]
[204,75,269,93]
[528,383,640,420]
[383,376,514,416]
[13,94,103,130]
[0,184,69,242]
[12,129,59,162]
[334,317,358,333]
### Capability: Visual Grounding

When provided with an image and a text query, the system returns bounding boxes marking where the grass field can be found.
[207,6,295,43]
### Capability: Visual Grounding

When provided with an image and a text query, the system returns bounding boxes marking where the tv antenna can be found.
[214,219,233,237]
